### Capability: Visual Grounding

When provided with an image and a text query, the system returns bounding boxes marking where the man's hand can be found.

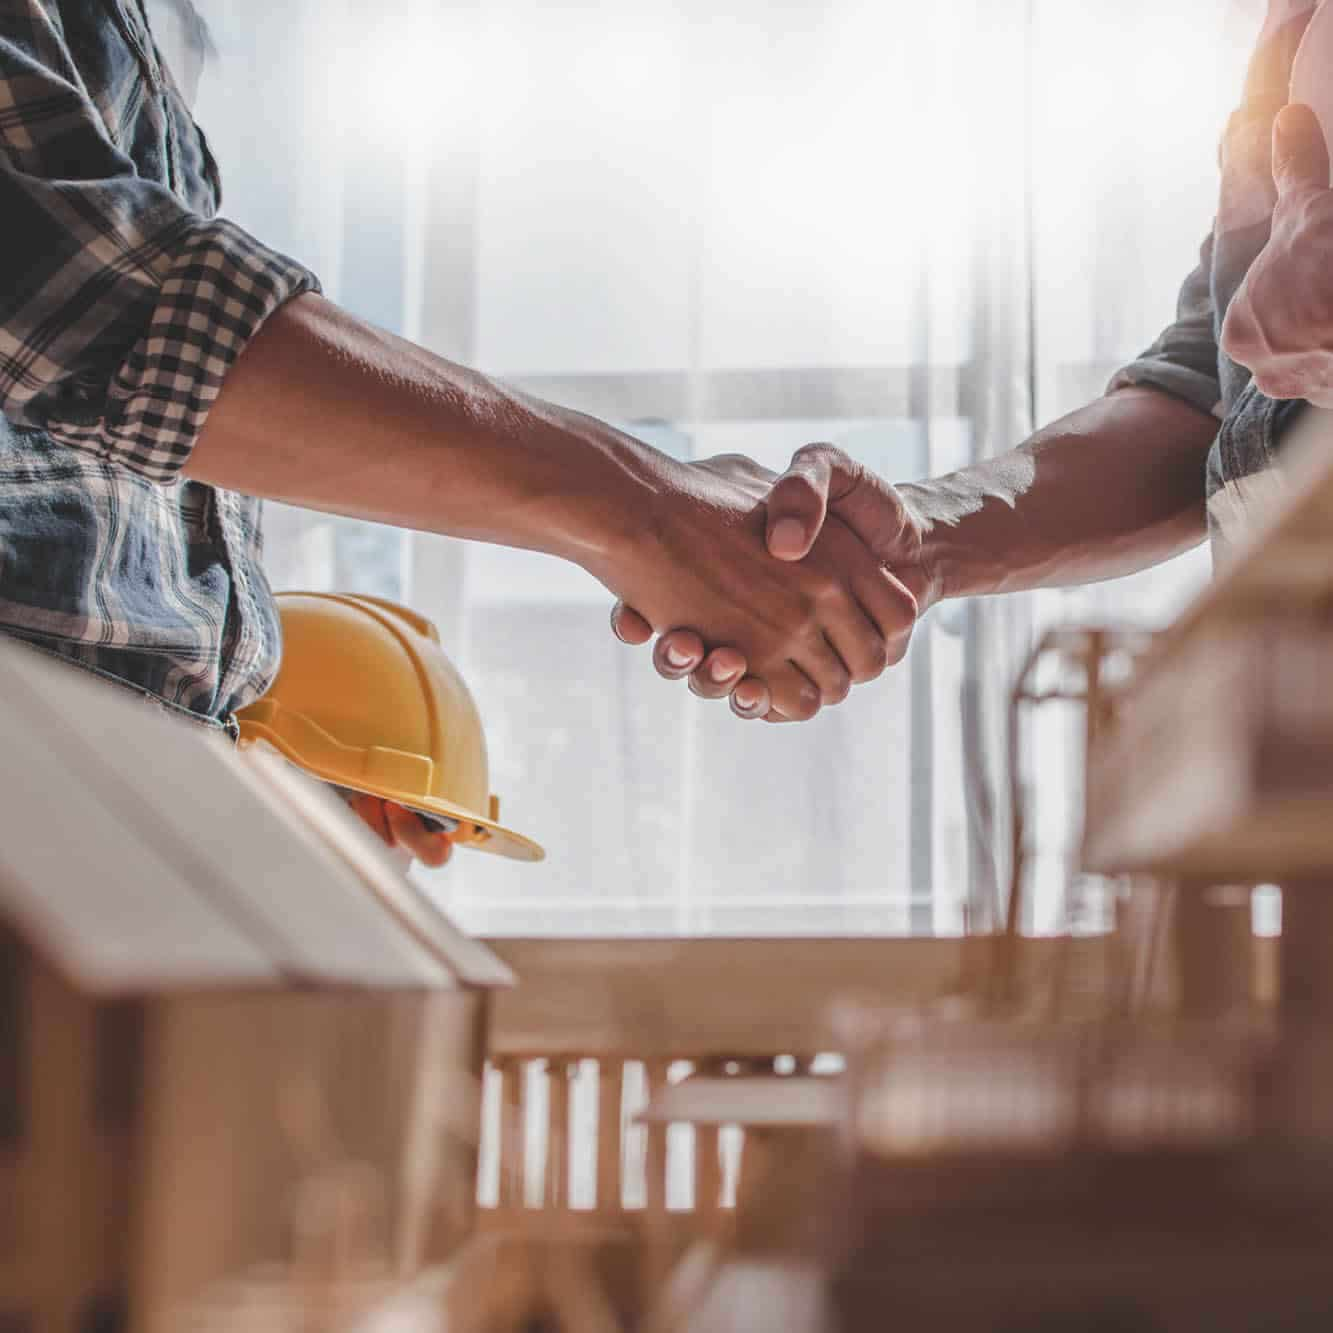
[611,446,930,721]
[348,794,454,868]
[192,297,914,727]
[599,447,919,722]
[1222,103,1333,404]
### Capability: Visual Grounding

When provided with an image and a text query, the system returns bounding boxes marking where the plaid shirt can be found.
[1111,0,1326,561]
[0,0,318,726]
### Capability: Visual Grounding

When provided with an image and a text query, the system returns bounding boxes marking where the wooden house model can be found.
[0,636,512,1333]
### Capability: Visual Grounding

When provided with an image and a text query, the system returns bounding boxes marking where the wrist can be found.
[507,395,678,578]
[895,481,952,609]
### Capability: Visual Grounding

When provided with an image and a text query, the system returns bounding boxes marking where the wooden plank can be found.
[639,1077,842,1131]
[18,954,128,1331]
[0,631,508,993]
[237,749,514,991]
[484,937,1125,1057]
[496,1061,524,1212]
[1085,624,1333,879]
[642,1062,668,1218]
[596,1061,623,1213]
[0,672,281,990]
[1083,430,1333,880]
[130,989,485,1333]
[546,1061,571,1210]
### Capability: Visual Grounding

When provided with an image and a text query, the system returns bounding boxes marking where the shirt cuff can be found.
[52,216,321,483]
[1107,359,1225,421]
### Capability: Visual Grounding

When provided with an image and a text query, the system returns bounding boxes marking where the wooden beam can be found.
[484,937,1128,1059]
[638,1076,841,1131]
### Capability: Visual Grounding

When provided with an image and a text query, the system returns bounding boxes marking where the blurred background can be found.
[176,0,1261,937]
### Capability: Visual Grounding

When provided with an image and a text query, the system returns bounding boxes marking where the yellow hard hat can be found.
[236,591,544,862]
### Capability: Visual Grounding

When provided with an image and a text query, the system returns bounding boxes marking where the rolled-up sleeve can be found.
[1107,231,1225,420]
[0,4,319,483]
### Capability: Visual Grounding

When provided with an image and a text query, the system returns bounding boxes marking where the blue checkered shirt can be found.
[0,1,318,726]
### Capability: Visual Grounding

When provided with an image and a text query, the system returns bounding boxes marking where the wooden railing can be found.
[476,924,1273,1225]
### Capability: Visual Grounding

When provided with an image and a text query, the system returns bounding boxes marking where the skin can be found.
[1222,103,1333,404]
[188,294,915,723]
[348,794,455,868]
[616,385,1221,710]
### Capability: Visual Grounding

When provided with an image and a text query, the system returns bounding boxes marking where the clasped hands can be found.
[604,445,932,723]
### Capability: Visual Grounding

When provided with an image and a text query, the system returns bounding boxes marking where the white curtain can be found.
[192,0,1260,936]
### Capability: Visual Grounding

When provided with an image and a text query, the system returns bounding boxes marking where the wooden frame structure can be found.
[0,638,511,1333]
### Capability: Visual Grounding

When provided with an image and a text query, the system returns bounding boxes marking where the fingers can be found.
[384,801,454,868]
[622,442,919,720]
[851,568,918,671]
[730,675,771,720]
[764,660,825,722]
[349,792,392,844]
[652,629,706,679]
[1274,102,1330,201]
[349,795,453,867]
[787,515,918,687]
[669,640,772,720]
[610,601,653,645]
[642,573,911,718]
[765,444,837,561]
[613,605,721,691]
[687,646,747,700]
[629,614,766,715]
[766,443,914,580]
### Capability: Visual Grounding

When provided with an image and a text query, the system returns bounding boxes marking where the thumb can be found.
[765,444,841,561]
[1274,102,1330,200]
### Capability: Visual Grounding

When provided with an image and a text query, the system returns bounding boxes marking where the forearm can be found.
[901,387,1218,605]
[187,293,658,573]
[188,292,917,721]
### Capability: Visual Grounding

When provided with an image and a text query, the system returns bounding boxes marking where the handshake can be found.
[594,444,934,723]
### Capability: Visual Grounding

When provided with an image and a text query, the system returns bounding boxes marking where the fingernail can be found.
[666,645,694,668]
[734,685,760,713]
[710,659,739,683]
[769,517,807,558]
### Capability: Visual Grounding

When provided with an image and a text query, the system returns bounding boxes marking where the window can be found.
[195,0,1255,936]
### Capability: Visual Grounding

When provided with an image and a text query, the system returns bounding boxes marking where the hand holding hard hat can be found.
[236,592,544,867]
[344,791,456,867]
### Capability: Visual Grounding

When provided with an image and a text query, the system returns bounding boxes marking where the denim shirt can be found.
[0,1,319,727]
[1110,0,1321,565]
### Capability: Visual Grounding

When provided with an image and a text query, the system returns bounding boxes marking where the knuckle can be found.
[791,441,833,470]
[794,441,841,468]
[825,670,852,705]
[809,571,844,607]
[776,473,824,508]
[786,590,822,635]
[858,637,890,681]
[785,693,819,722]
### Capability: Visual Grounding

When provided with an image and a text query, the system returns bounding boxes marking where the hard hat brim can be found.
[377,790,546,863]
[240,729,545,863]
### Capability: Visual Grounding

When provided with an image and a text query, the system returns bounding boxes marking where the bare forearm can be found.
[187,293,656,573]
[186,293,916,720]
[901,387,1218,605]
